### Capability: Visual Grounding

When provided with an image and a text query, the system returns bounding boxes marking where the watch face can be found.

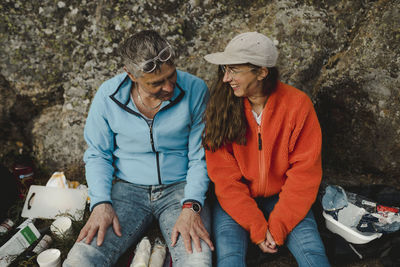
[192,203,201,212]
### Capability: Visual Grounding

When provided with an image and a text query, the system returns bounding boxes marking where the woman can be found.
[203,32,330,267]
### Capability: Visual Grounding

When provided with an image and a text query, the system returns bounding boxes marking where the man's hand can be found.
[76,203,122,246]
[171,208,214,254]
[258,229,278,253]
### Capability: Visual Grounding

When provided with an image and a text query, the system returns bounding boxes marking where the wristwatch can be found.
[182,201,202,214]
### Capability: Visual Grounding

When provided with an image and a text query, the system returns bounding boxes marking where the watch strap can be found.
[182,201,202,213]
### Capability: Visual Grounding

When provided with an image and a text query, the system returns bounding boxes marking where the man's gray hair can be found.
[119,30,175,77]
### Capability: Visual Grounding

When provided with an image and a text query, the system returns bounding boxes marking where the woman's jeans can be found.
[213,195,330,267]
[63,181,212,267]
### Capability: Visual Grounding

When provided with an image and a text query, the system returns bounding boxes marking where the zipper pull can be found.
[257,126,262,150]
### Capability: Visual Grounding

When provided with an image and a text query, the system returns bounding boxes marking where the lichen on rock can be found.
[0,0,399,187]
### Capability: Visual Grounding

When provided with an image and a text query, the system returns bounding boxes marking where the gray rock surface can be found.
[314,0,400,178]
[0,0,399,186]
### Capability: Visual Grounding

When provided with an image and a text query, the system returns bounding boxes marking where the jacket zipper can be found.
[133,111,162,185]
[149,119,162,185]
[257,125,267,195]
[109,79,186,186]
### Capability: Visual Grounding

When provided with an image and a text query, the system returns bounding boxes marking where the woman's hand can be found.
[258,229,278,253]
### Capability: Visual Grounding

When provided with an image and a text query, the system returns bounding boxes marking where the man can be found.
[64,30,213,267]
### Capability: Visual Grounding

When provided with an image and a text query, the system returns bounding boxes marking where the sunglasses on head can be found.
[133,45,174,73]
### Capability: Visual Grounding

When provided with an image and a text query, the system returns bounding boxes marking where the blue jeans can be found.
[63,181,212,267]
[213,195,330,267]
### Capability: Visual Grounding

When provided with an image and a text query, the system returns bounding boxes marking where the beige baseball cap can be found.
[204,32,278,67]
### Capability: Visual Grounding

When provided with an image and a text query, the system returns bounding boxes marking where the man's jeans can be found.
[213,195,330,267]
[63,181,212,267]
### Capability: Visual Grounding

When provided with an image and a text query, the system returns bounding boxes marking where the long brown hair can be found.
[203,65,279,151]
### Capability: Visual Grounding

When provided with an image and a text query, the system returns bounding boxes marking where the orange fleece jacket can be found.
[206,81,322,245]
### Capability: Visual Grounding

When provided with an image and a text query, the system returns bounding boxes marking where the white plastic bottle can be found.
[149,238,166,267]
[130,236,151,267]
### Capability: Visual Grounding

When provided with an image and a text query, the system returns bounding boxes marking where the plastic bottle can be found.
[130,236,151,267]
[0,218,36,246]
[149,238,166,267]
[0,219,14,236]
[24,234,53,259]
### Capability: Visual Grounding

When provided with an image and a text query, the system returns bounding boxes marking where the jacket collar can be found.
[109,72,185,116]
[244,82,281,125]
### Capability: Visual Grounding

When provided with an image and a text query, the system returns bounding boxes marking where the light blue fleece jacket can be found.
[84,70,210,210]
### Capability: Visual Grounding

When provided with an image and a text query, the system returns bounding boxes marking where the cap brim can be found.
[204,52,249,65]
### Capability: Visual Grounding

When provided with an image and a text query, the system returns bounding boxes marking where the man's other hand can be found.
[171,208,214,253]
[76,203,122,246]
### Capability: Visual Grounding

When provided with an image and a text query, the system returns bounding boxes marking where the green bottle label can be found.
[20,226,38,245]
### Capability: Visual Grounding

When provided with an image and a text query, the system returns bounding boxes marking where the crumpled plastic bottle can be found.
[130,236,151,267]
[149,238,166,267]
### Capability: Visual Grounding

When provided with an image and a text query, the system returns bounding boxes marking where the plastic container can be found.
[37,248,61,267]
[13,164,34,198]
[50,217,72,238]
[323,202,382,244]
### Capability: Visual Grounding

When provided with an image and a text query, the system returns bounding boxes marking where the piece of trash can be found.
[36,248,61,267]
[357,212,400,234]
[50,217,72,238]
[0,222,41,266]
[31,234,53,255]
[149,238,166,267]
[130,236,151,267]
[16,218,36,231]
[322,185,348,211]
[322,185,349,220]
[0,219,37,247]
[346,191,377,213]
[21,185,87,220]
[13,164,34,199]
[23,234,53,259]
[356,213,378,233]
[46,172,68,189]
[67,180,80,189]
[46,171,82,192]
[0,219,15,236]
[377,204,399,214]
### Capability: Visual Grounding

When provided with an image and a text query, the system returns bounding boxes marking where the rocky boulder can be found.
[0,0,398,185]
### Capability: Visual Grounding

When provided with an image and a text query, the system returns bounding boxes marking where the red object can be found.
[377,205,399,213]
[205,82,323,246]
[182,203,192,209]
[13,165,34,199]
